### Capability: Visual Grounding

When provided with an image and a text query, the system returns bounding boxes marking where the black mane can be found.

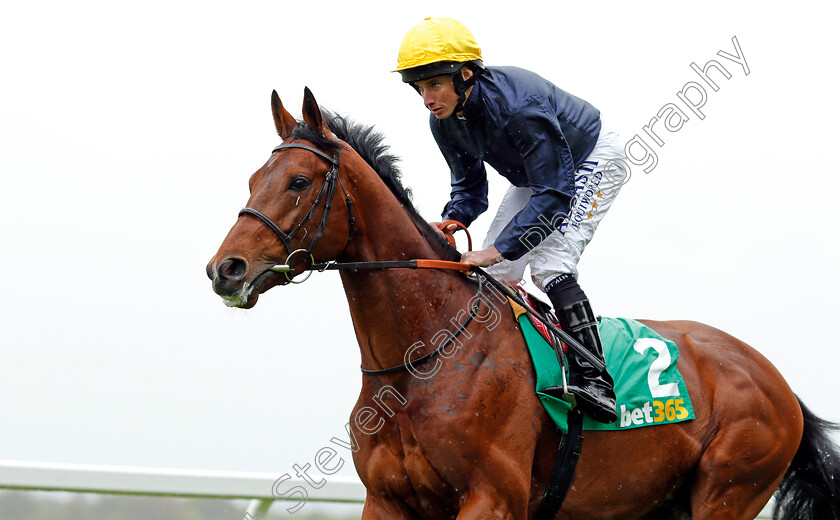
[290,112,461,262]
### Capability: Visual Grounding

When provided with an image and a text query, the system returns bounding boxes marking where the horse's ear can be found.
[271,90,297,139]
[301,86,332,139]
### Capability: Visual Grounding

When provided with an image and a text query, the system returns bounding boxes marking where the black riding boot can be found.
[558,300,617,423]
[543,277,617,424]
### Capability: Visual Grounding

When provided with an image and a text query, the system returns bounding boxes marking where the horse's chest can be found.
[355,412,469,512]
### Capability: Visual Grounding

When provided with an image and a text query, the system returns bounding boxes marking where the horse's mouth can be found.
[215,268,289,309]
[221,286,255,308]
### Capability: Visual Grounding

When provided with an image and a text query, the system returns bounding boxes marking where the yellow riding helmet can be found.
[394,17,484,83]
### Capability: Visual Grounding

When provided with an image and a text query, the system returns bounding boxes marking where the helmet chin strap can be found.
[408,64,483,118]
[450,66,481,117]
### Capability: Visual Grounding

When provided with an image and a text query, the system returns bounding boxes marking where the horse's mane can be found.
[290,111,461,262]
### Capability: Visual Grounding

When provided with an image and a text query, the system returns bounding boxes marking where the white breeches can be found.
[483,126,627,290]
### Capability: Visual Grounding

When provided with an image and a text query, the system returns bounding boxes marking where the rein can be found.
[237,140,604,374]
[270,258,471,274]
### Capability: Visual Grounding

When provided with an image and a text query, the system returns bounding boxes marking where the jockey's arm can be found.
[433,132,489,228]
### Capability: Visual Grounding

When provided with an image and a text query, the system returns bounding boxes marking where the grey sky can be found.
[1,0,837,496]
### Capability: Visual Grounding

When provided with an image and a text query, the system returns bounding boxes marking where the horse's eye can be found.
[289,177,311,191]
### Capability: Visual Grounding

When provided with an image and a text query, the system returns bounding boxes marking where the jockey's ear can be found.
[271,90,297,139]
[301,87,333,140]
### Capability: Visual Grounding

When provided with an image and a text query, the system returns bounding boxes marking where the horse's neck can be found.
[337,160,475,372]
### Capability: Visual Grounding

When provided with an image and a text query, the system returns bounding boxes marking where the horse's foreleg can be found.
[455,487,527,520]
[361,496,420,520]
[456,494,513,519]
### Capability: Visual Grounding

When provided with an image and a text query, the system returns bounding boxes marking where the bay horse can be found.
[207,88,840,519]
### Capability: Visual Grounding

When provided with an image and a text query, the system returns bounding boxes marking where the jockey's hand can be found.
[430,221,457,239]
[461,246,505,267]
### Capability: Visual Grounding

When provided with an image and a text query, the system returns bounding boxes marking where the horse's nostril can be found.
[218,257,248,281]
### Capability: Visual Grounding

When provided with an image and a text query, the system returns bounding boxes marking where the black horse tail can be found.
[773,397,840,520]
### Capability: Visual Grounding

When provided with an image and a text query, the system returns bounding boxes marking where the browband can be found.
[272,143,338,166]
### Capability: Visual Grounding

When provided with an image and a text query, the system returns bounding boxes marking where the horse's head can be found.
[206,88,354,308]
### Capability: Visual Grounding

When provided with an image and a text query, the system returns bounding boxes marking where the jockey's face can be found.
[414,68,473,120]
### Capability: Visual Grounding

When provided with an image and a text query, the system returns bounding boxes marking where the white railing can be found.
[0,459,773,519]
[0,459,363,519]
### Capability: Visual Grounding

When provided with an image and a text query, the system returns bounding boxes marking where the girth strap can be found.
[534,409,584,519]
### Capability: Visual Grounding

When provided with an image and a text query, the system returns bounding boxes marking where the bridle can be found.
[235,140,605,376]
[239,141,470,284]
[235,140,481,376]
[238,141,355,283]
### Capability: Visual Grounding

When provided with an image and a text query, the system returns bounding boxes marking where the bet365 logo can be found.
[620,337,690,427]
[620,398,690,427]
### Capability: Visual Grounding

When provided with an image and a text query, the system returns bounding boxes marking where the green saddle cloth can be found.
[519,314,695,433]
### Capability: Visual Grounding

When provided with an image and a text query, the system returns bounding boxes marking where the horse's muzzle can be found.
[207,256,288,308]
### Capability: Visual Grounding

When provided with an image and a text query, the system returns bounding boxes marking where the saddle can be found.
[506,285,567,351]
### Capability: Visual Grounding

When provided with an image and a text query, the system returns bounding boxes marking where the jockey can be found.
[394,17,627,424]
